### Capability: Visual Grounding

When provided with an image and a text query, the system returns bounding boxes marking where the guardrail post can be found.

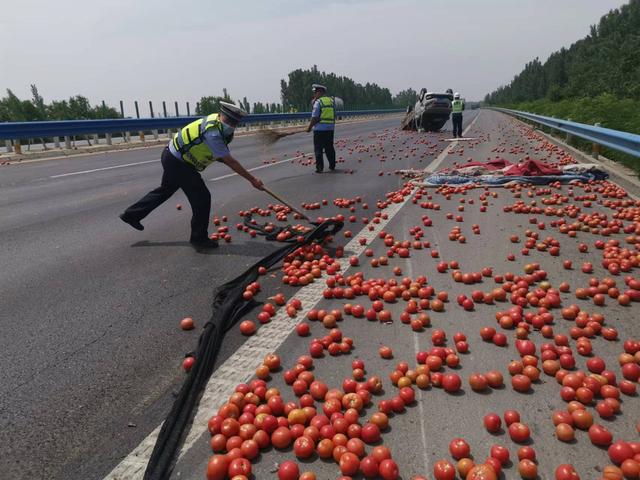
[64,136,71,149]
[125,132,131,143]
[162,101,167,118]
[5,140,13,153]
[120,100,125,118]
[592,122,602,159]
[106,133,113,145]
[565,118,573,143]
[186,102,191,116]
[14,140,21,155]
[53,136,60,148]
[174,101,179,117]
[93,134,100,145]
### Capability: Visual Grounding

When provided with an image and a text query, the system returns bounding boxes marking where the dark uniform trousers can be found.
[313,130,336,171]
[452,113,463,138]
[123,147,211,241]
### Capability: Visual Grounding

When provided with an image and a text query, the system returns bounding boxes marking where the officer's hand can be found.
[251,177,264,190]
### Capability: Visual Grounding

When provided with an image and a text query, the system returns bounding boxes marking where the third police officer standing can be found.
[451,92,465,138]
[306,84,336,173]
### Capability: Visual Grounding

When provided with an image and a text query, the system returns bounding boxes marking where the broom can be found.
[257,127,307,145]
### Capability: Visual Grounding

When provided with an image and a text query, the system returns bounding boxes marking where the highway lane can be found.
[1,113,480,480]
[168,110,638,480]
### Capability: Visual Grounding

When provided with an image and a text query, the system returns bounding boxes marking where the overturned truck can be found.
[401,88,453,132]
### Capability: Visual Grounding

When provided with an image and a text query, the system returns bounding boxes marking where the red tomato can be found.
[442,374,462,393]
[271,426,292,449]
[294,435,315,458]
[503,410,520,426]
[518,446,536,461]
[278,460,300,480]
[449,438,471,460]
[467,464,497,480]
[239,320,256,335]
[588,424,613,447]
[433,459,456,480]
[206,455,229,480]
[339,452,360,476]
[379,459,400,480]
[518,459,538,479]
[508,422,530,443]
[227,458,251,478]
[360,455,379,478]
[490,444,509,465]
[361,422,381,443]
[483,413,502,433]
[180,317,195,330]
[555,464,580,480]
[609,441,635,465]
[371,445,392,463]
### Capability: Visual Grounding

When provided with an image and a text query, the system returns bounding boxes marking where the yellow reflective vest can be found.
[452,99,464,113]
[172,114,229,171]
[318,96,335,124]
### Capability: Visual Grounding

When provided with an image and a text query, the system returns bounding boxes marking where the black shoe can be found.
[119,213,144,231]
[190,237,219,249]
[329,166,336,171]
[315,169,323,174]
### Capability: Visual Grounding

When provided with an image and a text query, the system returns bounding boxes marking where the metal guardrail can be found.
[493,107,640,158]
[0,109,403,141]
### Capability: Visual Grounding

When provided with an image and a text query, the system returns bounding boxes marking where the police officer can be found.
[451,92,465,138]
[306,84,336,173]
[119,101,264,249]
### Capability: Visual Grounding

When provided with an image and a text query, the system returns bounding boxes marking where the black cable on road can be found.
[143,219,343,480]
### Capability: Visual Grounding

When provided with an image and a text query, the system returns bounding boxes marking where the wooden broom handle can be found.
[262,186,311,221]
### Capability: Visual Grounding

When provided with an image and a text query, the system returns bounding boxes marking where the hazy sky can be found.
[0,0,626,115]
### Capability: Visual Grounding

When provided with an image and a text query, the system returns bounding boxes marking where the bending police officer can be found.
[119,101,264,249]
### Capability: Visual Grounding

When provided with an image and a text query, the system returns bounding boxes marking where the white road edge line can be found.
[208,154,310,182]
[103,119,475,480]
[50,159,159,178]
[426,111,481,174]
[48,153,311,181]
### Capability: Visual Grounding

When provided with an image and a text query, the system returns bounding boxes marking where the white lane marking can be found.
[208,154,310,182]
[103,129,464,480]
[404,236,431,476]
[46,152,310,181]
[50,159,159,178]
[426,112,481,174]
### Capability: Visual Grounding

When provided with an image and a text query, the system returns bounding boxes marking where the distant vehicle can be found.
[401,88,453,132]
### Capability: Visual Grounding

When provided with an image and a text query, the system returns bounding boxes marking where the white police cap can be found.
[219,101,248,122]
[311,84,327,92]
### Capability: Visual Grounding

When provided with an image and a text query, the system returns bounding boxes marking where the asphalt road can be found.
[1,113,461,480]
[167,111,640,480]
[3,110,638,480]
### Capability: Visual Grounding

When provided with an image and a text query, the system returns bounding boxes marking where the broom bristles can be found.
[257,128,304,145]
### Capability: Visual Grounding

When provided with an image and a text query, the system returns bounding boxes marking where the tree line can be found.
[280,66,415,111]
[1,69,417,123]
[0,85,119,122]
[485,0,640,104]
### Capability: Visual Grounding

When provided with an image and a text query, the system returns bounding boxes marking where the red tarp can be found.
[503,159,561,176]
[457,158,513,171]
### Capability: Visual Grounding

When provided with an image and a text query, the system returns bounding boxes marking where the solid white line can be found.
[47,153,310,181]
[50,159,158,178]
[102,125,466,480]
[208,154,310,182]
[426,111,481,174]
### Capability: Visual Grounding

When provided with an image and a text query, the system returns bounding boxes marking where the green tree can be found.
[486,0,640,104]
[280,65,394,111]
[392,88,418,108]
